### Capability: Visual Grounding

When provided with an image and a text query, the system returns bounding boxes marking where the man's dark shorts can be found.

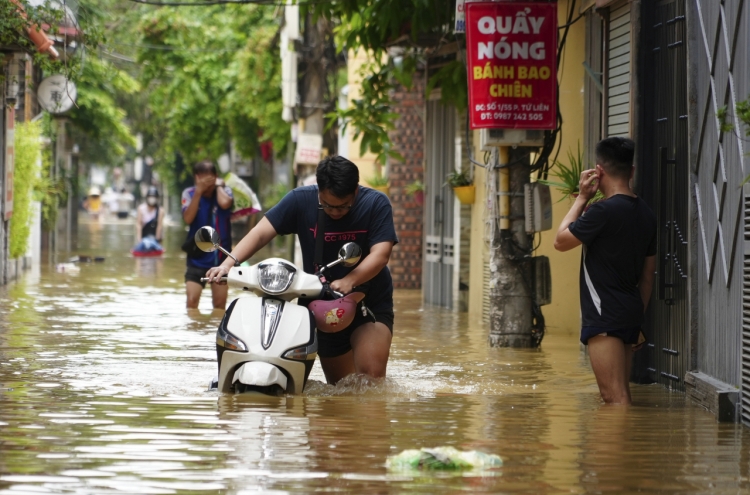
[185,265,209,288]
[316,305,394,358]
[581,326,643,346]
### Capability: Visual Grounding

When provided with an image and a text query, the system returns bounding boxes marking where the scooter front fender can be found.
[218,351,307,394]
[233,361,288,389]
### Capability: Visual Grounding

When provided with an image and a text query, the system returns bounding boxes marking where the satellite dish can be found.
[37,75,77,114]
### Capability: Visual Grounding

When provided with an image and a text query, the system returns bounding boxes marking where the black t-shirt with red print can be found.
[264,185,399,310]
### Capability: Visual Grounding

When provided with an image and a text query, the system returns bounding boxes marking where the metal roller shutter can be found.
[607,3,631,137]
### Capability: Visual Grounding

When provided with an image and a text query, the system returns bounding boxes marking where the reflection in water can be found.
[0,219,750,493]
[134,256,163,279]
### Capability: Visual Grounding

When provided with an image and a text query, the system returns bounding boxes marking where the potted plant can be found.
[538,142,603,203]
[366,174,390,196]
[404,180,424,206]
[446,169,475,204]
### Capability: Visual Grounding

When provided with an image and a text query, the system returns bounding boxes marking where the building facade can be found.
[576,0,750,423]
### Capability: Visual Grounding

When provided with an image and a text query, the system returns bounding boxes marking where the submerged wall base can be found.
[685,371,739,423]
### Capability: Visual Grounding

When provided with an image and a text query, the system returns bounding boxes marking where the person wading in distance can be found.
[182,160,234,311]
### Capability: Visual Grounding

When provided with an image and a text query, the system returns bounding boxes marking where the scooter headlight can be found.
[283,339,318,361]
[217,324,247,352]
[258,260,296,294]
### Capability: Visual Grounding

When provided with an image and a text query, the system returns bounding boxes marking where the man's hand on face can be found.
[578,168,599,201]
[195,174,216,195]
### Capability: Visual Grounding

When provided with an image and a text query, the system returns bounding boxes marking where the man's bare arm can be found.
[554,170,599,252]
[553,196,587,252]
[205,217,278,282]
[216,185,233,210]
[330,241,394,295]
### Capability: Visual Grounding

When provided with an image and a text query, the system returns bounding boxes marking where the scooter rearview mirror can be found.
[195,226,220,253]
[339,243,362,267]
[194,226,241,265]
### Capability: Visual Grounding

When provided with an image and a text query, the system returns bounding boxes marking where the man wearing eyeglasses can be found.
[205,156,398,385]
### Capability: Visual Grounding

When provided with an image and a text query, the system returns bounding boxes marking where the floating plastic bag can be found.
[386,447,502,471]
[224,172,261,221]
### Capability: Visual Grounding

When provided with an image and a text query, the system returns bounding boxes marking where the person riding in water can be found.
[205,156,398,385]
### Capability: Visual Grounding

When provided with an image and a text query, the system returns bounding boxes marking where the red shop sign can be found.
[466,1,557,130]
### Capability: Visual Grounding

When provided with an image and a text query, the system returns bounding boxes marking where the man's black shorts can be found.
[581,326,643,346]
[316,305,394,358]
[185,265,209,288]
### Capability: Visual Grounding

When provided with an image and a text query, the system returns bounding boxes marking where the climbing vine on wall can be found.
[9,121,41,258]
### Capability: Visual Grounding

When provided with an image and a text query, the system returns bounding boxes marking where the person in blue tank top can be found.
[181,160,234,310]
[205,156,399,385]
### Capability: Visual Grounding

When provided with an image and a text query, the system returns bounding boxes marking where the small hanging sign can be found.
[455,0,466,33]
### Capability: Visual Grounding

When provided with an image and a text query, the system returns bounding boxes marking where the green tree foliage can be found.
[1,0,106,80]
[335,62,402,167]
[136,5,288,189]
[230,22,290,160]
[1,0,137,174]
[1,0,66,75]
[9,121,41,258]
[67,55,139,165]
[317,0,454,55]
[314,0,465,164]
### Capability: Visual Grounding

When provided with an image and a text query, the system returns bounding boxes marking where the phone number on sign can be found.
[478,112,546,121]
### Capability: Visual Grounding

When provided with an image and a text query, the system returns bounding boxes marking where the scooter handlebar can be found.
[319,282,344,299]
[200,277,227,283]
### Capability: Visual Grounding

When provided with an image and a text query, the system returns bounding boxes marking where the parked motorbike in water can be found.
[194,226,362,395]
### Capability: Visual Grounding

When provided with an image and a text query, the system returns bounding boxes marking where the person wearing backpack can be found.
[181,160,234,310]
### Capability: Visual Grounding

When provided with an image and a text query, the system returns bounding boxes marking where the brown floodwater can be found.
[0,217,749,494]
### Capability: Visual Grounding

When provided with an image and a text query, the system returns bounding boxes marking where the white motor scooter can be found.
[194,226,362,395]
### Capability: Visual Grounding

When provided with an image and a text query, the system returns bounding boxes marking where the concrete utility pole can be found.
[301,13,326,136]
[488,146,534,347]
[297,13,329,180]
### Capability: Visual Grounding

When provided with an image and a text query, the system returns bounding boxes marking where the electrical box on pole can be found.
[524,183,552,233]
[479,128,545,151]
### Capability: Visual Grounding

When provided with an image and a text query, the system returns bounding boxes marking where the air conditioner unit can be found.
[524,183,552,233]
[479,128,546,151]
[532,256,552,306]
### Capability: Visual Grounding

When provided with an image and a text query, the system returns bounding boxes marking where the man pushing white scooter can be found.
[204,156,398,389]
